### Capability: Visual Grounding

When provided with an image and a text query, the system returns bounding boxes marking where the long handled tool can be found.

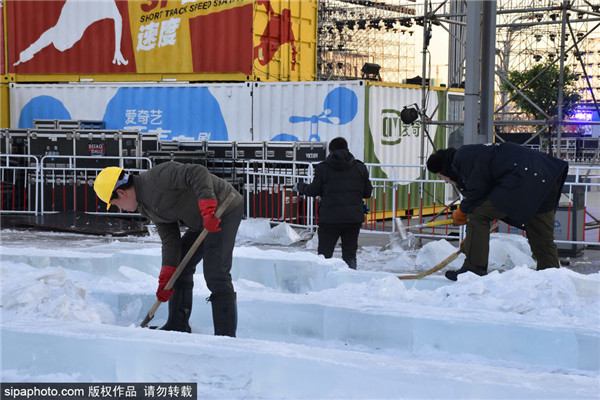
[397,221,502,280]
[397,248,462,280]
[140,192,237,328]
[392,217,455,250]
[400,218,455,231]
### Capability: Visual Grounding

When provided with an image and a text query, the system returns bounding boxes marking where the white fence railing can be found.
[0,154,39,214]
[38,155,153,215]
[1,155,598,250]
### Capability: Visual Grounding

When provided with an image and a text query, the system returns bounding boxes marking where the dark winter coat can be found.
[448,142,568,228]
[296,149,373,224]
[133,161,243,266]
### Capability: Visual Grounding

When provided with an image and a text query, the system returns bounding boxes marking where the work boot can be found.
[344,258,357,270]
[159,288,193,333]
[445,265,487,281]
[207,291,237,337]
[536,265,560,271]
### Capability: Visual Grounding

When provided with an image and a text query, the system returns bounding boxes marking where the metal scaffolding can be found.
[495,0,598,122]
[317,0,418,82]
[316,1,600,162]
[398,1,599,160]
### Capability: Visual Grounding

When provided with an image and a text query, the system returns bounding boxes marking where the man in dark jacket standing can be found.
[293,137,373,269]
[94,161,244,336]
[426,142,568,281]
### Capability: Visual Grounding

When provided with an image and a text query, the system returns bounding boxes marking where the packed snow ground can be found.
[1,219,599,399]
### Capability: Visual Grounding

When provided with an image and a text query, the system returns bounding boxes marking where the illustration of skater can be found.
[14,0,128,66]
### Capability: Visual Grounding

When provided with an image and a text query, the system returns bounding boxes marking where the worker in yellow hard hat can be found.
[93,162,244,336]
[93,166,125,211]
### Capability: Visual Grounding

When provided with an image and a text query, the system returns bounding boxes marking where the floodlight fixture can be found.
[400,104,420,125]
[361,63,381,81]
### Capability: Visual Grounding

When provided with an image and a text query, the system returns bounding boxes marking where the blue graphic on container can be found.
[271,133,299,141]
[18,96,71,128]
[103,87,228,140]
[285,87,358,142]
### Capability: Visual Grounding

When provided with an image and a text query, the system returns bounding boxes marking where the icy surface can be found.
[1,222,599,399]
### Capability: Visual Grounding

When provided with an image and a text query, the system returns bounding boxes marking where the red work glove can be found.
[156,265,176,302]
[452,208,467,226]
[198,199,221,232]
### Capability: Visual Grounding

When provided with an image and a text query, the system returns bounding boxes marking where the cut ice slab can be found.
[416,239,464,271]
[236,219,301,245]
[415,234,536,273]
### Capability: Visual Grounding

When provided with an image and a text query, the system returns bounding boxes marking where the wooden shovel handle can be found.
[397,221,502,280]
[140,192,237,328]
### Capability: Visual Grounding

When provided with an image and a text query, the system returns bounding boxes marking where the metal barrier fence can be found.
[39,155,153,214]
[2,155,599,250]
[0,155,152,215]
[0,154,39,214]
[363,163,453,239]
[241,160,600,251]
[240,160,317,228]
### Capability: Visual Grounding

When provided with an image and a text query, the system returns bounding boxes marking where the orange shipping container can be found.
[4,0,316,82]
[1,1,5,76]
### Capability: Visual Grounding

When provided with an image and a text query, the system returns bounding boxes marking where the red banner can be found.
[5,1,316,81]
[7,1,256,75]
[8,0,136,74]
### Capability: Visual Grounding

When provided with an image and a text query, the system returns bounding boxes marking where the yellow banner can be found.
[128,0,251,73]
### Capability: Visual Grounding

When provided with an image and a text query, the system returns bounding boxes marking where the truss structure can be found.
[317,1,600,163]
[494,0,599,124]
[317,0,418,82]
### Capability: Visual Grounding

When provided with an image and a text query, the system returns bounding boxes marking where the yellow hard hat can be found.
[94,167,124,210]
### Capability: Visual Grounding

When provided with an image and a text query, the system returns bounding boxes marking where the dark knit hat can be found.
[427,148,458,181]
[426,150,445,173]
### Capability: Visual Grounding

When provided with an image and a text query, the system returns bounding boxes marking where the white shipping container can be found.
[9,81,453,174]
[366,84,442,180]
[9,83,254,142]
[252,80,366,158]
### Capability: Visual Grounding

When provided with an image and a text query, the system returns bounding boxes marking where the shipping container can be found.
[8,80,460,215]
[1,0,9,133]
[8,80,458,164]
[364,81,456,215]
[4,0,317,82]
[364,82,444,180]
[1,83,8,128]
[9,82,254,141]
[252,80,367,158]
[0,0,4,76]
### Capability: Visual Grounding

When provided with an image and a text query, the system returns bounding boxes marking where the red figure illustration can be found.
[254,0,297,70]
[13,0,128,66]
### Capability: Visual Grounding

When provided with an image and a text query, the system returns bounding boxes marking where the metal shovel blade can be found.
[394,218,408,240]
[390,217,413,250]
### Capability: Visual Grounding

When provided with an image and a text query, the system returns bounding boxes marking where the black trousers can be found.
[175,201,244,295]
[317,222,362,268]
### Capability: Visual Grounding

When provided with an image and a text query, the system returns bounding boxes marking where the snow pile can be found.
[1,264,116,324]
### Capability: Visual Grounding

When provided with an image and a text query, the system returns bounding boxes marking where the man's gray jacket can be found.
[133,161,243,266]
